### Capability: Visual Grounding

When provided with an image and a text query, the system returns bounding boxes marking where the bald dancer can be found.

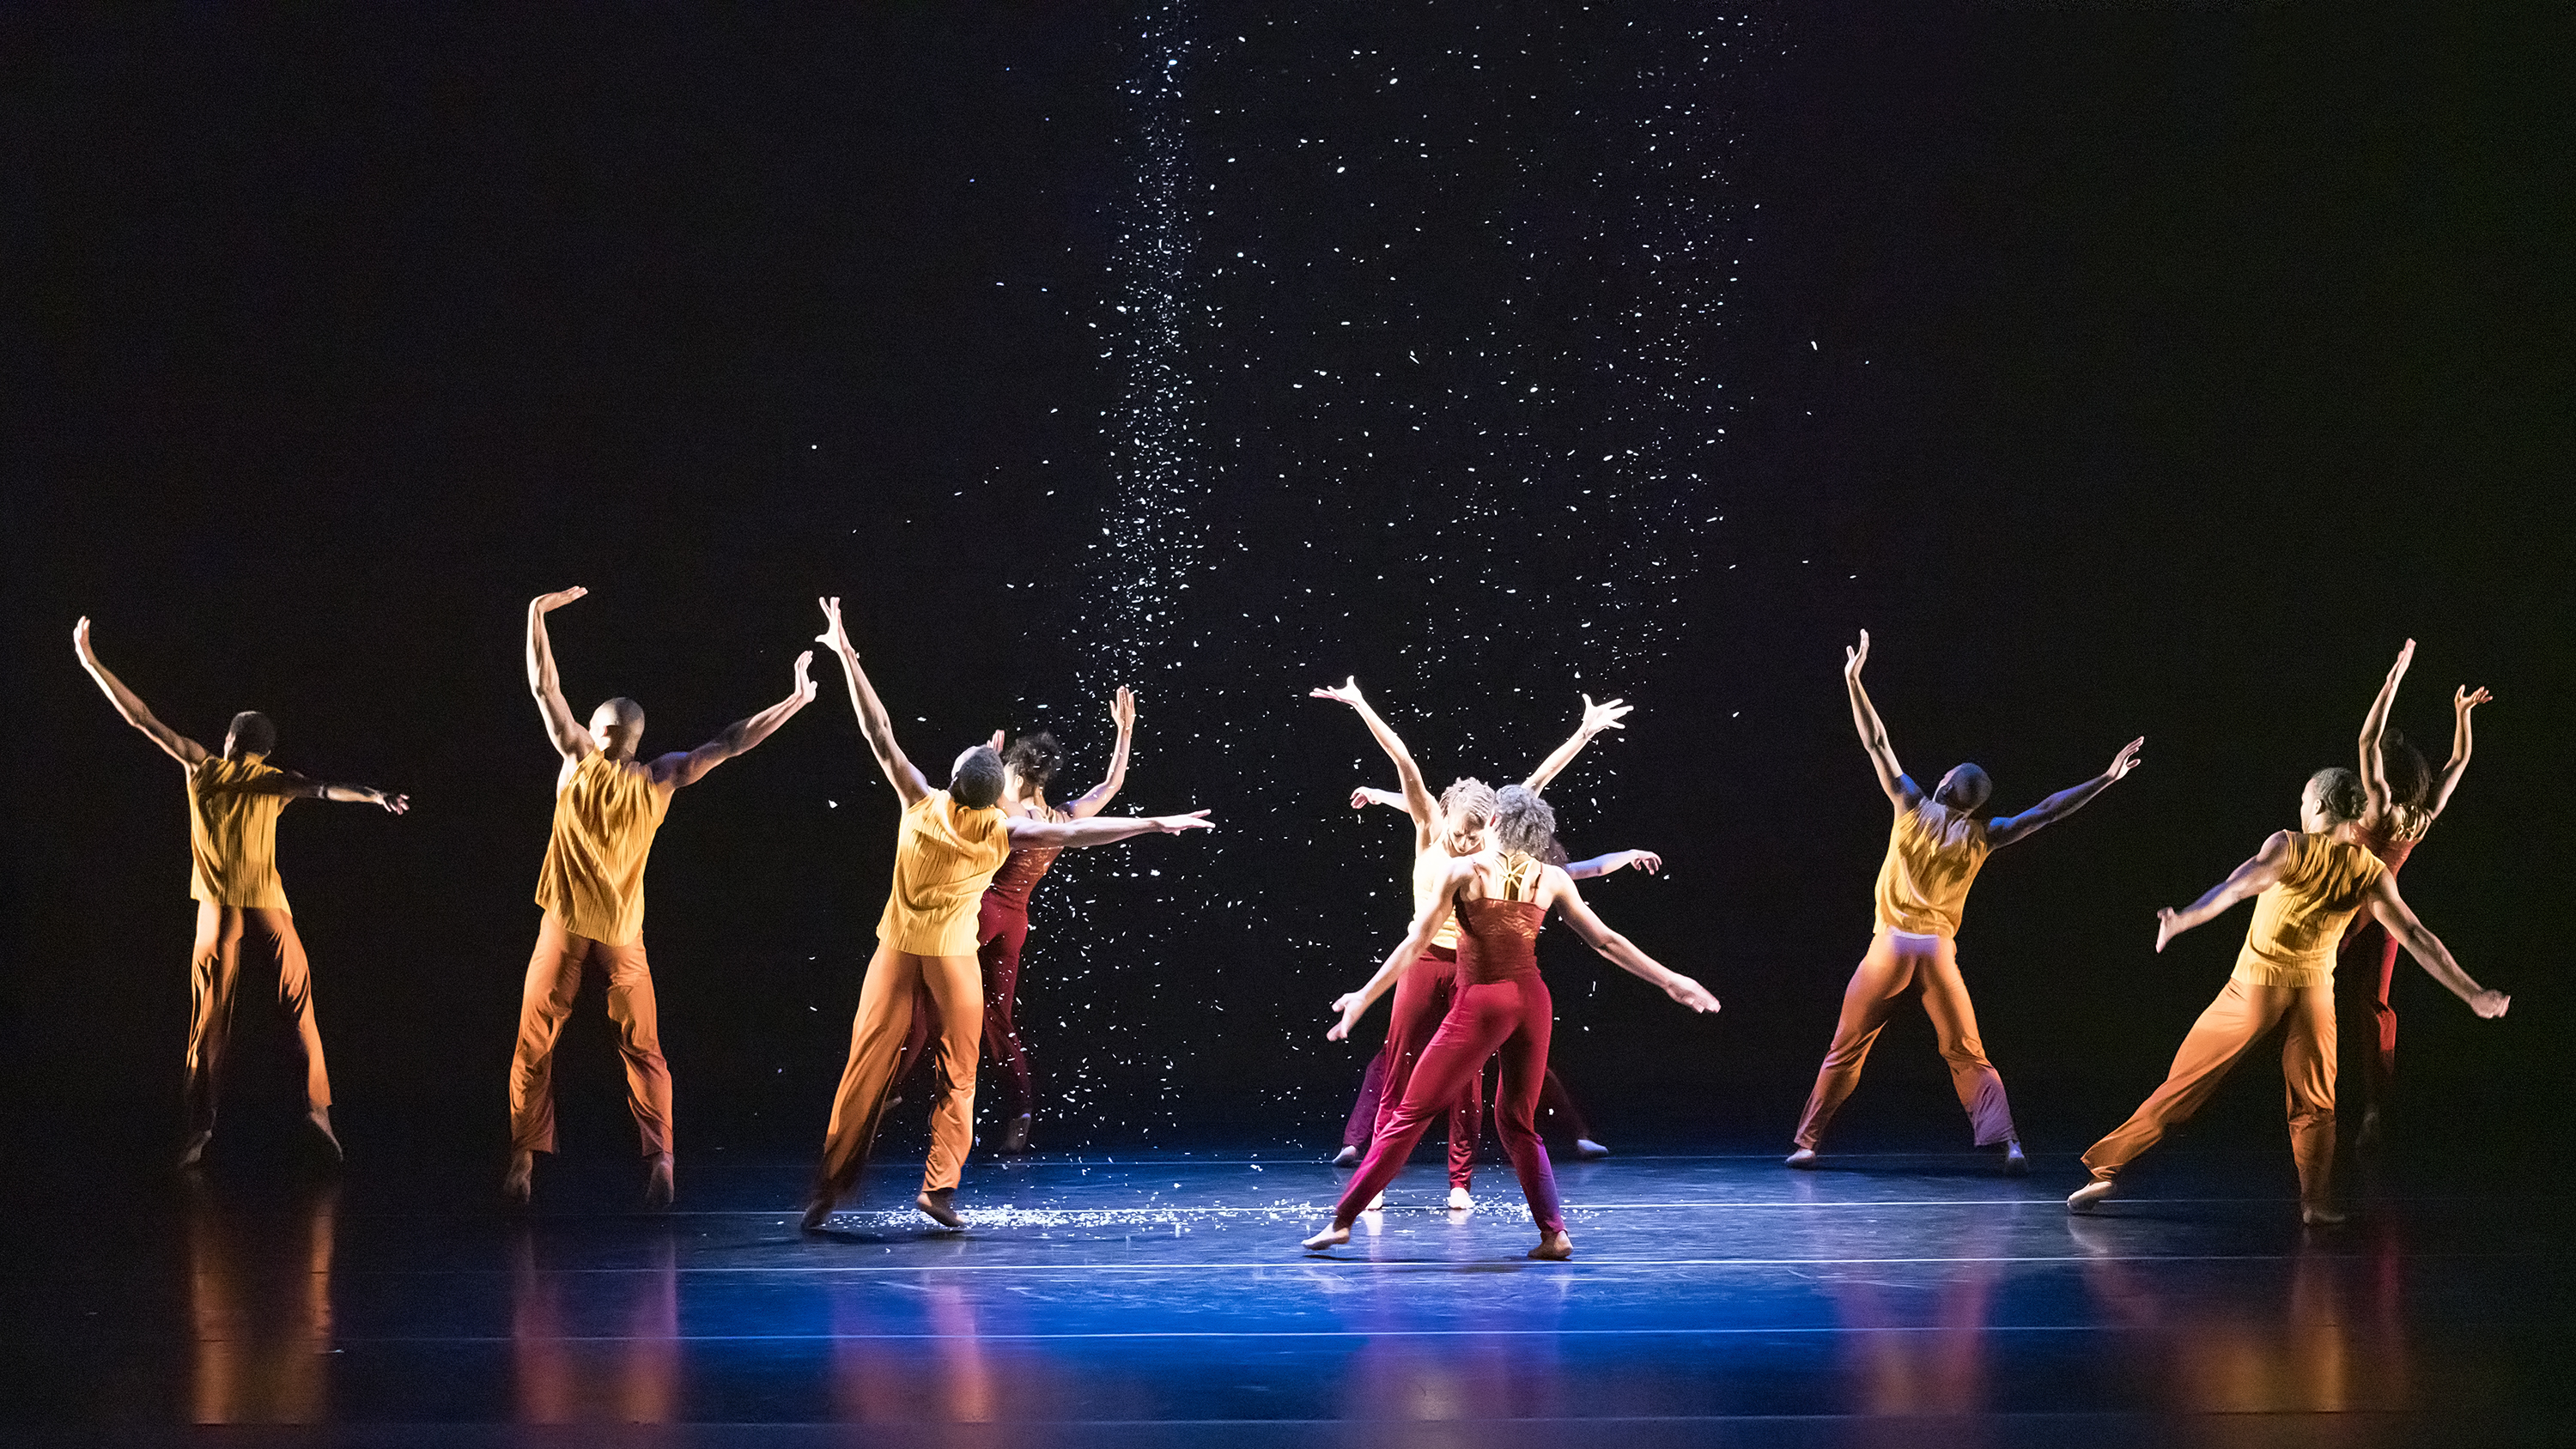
[2071,767,2508,1223]
[1789,632,2142,1173]
[802,597,1212,1233]
[504,587,817,1209]
[74,617,410,1170]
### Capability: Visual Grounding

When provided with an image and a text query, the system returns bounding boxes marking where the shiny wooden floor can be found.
[3,1137,2568,1447]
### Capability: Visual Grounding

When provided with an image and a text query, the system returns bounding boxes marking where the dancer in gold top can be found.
[2071,768,2507,1223]
[1789,631,2142,1173]
[73,618,409,1171]
[803,597,1213,1233]
[504,587,817,1208]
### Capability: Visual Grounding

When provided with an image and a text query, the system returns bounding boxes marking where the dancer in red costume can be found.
[1304,787,1717,1259]
[2341,640,2492,1151]
[1311,680,1628,1210]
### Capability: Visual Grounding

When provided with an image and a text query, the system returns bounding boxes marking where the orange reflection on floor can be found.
[185,1180,339,1424]
[508,1224,678,1422]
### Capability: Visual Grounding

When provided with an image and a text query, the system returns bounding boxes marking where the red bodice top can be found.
[1455,852,1546,985]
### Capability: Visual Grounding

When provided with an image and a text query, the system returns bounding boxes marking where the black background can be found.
[3,3,2567,1172]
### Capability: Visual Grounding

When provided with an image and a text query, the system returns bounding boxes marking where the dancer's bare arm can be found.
[1985,737,2145,849]
[1522,694,1633,794]
[1006,809,1212,850]
[1066,687,1138,819]
[1310,677,1437,849]
[817,596,931,806]
[197,767,410,812]
[1350,785,1408,813]
[2154,832,2293,951]
[1548,870,1719,1013]
[649,652,817,791]
[72,618,210,767]
[1844,631,1918,809]
[1327,863,1466,1040]
[2366,876,2509,1017]
[526,588,596,761]
[2427,684,2493,820]
[1564,849,1661,880]
[2357,639,2413,825]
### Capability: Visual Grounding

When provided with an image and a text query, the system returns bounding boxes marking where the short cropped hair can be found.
[1492,785,1558,858]
[951,746,1006,809]
[1003,731,1064,792]
[1938,763,1992,813]
[2308,767,2366,825]
[598,697,646,731]
[1439,776,1498,827]
[228,711,276,758]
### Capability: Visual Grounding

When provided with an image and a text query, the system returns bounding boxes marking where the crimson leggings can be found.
[1336,973,1564,1234]
[2335,917,2402,1117]
[1370,948,1479,1188]
[895,896,1036,1119]
[1343,1050,1597,1150]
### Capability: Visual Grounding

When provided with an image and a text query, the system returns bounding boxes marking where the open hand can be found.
[815,596,852,656]
[1621,850,1664,875]
[1309,676,1365,708]
[2154,907,2182,953]
[2456,685,2494,716]
[790,651,818,705]
[2106,737,2146,782]
[1579,694,1632,737]
[1664,974,1719,1014]
[1111,685,1138,734]
[71,616,98,664]
[1156,810,1215,833]
[532,586,588,614]
[988,729,1006,751]
[1326,991,1367,1041]
[374,790,411,815]
[2470,989,2510,1020]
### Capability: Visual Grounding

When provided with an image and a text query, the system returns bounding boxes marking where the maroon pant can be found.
[1337,973,1564,1234]
[896,896,1036,1120]
[1344,1052,1596,1149]
[2335,917,2402,1116]
[1372,946,1479,1189]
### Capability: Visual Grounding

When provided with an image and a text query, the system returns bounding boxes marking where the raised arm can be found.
[1005,809,1212,851]
[526,588,595,761]
[2356,639,2413,823]
[72,618,209,767]
[649,652,818,791]
[1064,687,1138,819]
[1844,631,1916,809]
[1327,863,1465,1040]
[1564,848,1662,881]
[1309,678,1437,844]
[198,767,410,814]
[2364,874,2508,1017]
[1984,737,2145,849]
[817,596,930,806]
[1549,870,1719,1012]
[1522,694,1633,794]
[2154,831,2293,952]
[2426,684,2493,820]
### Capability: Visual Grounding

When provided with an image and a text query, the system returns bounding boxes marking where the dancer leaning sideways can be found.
[1789,631,2142,1174]
[802,597,1212,1233]
[504,587,817,1209]
[2340,639,2490,1150]
[1311,679,1631,1209]
[2071,768,2507,1224]
[889,687,1140,1157]
[73,618,410,1170]
[1306,787,1718,1260]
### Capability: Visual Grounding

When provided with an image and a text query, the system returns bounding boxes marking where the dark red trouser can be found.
[1372,947,1478,1189]
[2334,918,2401,1119]
[1344,1052,1595,1148]
[1337,974,1564,1234]
[896,896,1036,1120]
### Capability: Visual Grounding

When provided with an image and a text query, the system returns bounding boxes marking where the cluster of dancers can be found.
[75,597,2506,1259]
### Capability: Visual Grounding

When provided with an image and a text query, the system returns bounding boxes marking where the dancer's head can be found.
[1002,731,1063,801]
[588,697,645,756]
[223,711,276,760]
[1438,777,1498,854]
[951,745,1006,809]
[1933,763,1992,814]
[2378,728,2433,810]
[1492,785,1558,858]
[2302,767,2366,831]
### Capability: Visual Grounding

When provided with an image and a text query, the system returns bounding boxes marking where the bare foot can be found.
[999,1114,1034,1156]
[2355,1107,2384,1154]
[302,1108,344,1167]
[800,1188,835,1233]
[1446,1186,1473,1212]
[643,1153,674,1209]
[2066,1180,2116,1214]
[2301,1204,2348,1227]
[2002,1140,2028,1176]
[1302,1222,1352,1252]
[1783,1148,1819,1169]
[1528,1231,1574,1261]
[916,1187,965,1229]
[1332,1145,1361,1167]
[1573,1138,1611,1160]
[501,1150,534,1207]
[177,1131,213,1173]
[1364,1191,1385,1212]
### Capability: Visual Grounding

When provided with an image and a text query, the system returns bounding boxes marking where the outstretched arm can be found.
[1564,848,1661,881]
[526,588,595,761]
[1550,870,1719,1012]
[650,652,818,790]
[2154,831,2293,952]
[199,767,410,814]
[1349,785,1410,814]
[1328,867,1462,1040]
[2357,640,2413,823]
[72,618,209,767]
[1844,631,1916,809]
[1522,694,1633,794]
[1985,737,2145,849]
[1065,687,1138,819]
[2365,875,2508,1017]
[2427,684,2493,820]
[1310,678,1437,845]
[817,596,931,806]
[1005,809,1212,850]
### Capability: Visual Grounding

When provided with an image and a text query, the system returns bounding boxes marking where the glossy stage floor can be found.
[4,1137,2568,1447]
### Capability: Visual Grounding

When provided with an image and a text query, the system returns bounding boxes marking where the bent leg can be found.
[249,910,331,1115]
[917,952,984,1193]
[2082,980,2288,1182]
[601,937,673,1157]
[1917,940,2015,1146]
[1338,985,1520,1223]
[1792,935,1911,1149]
[812,943,923,1201]
[1535,1068,1593,1144]
[2282,984,2338,1209]
[185,903,246,1142]
[507,915,590,1156]
[978,911,1035,1120]
[1489,980,1564,1234]
[1374,952,1477,1187]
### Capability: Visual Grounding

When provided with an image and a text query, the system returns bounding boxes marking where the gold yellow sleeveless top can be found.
[2233,833,2386,989]
[1413,845,1466,951]
[1872,799,1990,937]
[188,756,291,910]
[534,752,670,945]
[878,791,1013,955]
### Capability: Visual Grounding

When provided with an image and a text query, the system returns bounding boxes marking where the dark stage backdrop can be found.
[3,3,2567,1166]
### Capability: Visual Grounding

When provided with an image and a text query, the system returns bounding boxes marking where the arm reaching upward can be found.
[1564,848,1661,881]
[1310,677,1437,847]
[1522,694,1633,794]
[1327,862,1464,1040]
[526,588,595,761]
[649,652,818,790]
[198,767,410,813]
[2364,874,2508,1017]
[1005,809,1212,851]
[1844,631,1917,809]
[72,618,209,767]
[2427,684,2493,820]
[2154,831,2293,952]
[1065,687,1138,819]
[1985,737,2144,849]
[1549,870,1720,1013]
[817,596,931,806]
[2356,639,2414,824]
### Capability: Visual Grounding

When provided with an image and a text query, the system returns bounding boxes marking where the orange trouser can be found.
[186,902,331,1138]
[508,912,671,1157]
[1794,930,2016,1149]
[2082,977,2337,1207]
[813,941,982,1202]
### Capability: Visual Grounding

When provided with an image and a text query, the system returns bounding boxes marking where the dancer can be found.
[2070,768,2508,1223]
[802,597,1212,1232]
[2340,640,2491,1149]
[889,687,1141,1156]
[1311,680,1627,1209]
[1305,787,1718,1259]
[1789,631,2142,1173]
[73,617,410,1170]
[504,587,817,1208]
